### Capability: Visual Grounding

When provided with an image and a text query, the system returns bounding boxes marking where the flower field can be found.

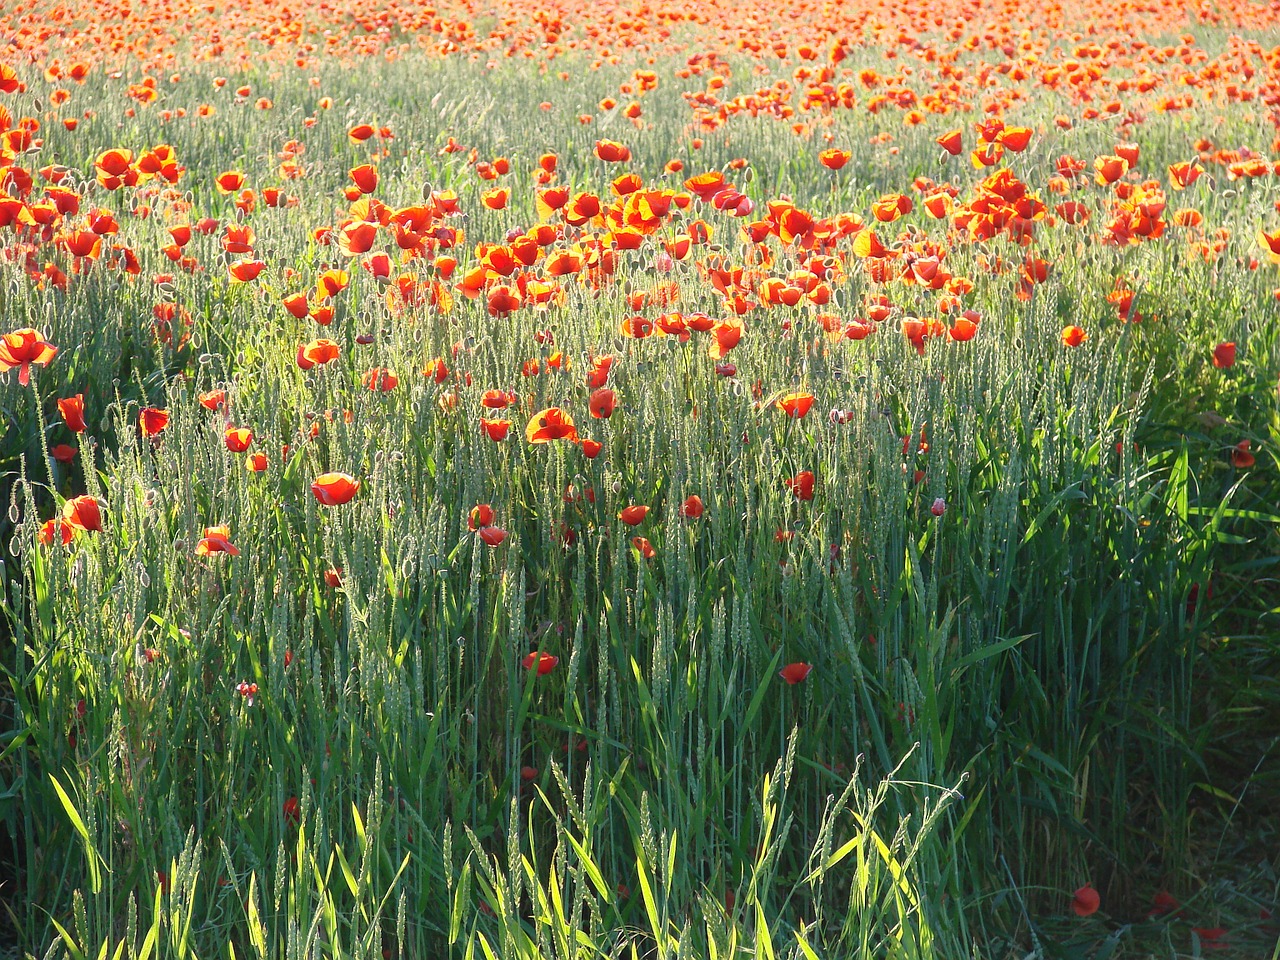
[1,0,1279,955]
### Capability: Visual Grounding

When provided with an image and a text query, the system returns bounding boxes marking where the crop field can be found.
[0,0,1278,956]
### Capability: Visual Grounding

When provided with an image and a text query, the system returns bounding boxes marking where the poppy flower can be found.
[681,495,704,519]
[62,495,104,533]
[631,536,656,559]
[481,418,511,441]
[779,662,812,685]
[0,329,58,386]
[283,292,309,318]
[931,497,946,517]
[51,444,76,463]
[784,470,815,501]
[522,651,559,675]
[818,148,851,170]
[478,527,508,546]
[311,472,360,505]
[594,140,631,163]
[619,505,649,526]
[589,388,617,419]
[1072,885,1100,917]
[520,765,539,782]
[349,164,377,195]
[139,408,169,437]
[525,407,578,444]
[1148,891,1180,918]
[283,797,300,825]
[39,518,74,546]
[246,452,268,472]
[1230,440,1255,468]
[224,426,252,452]
[58,394,86,432]
[1211,342,1236,369]
[779,392,814,418]
[468,504,495,530]
[324,567,344,588]
[580,439,603,459]
[199,390,227,411]
[362,368,398,392]
[215,171,246,194]
[195,525,240,556]
[1061,325,1087,347]
[936,130,963,156]
[297,339,340,370]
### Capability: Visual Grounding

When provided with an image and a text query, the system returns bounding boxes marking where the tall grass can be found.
[2,16,1279,959]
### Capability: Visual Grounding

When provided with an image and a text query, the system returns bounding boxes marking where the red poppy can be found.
[681,495,704,519]
[1061,326,1087,347]
[631,536,656,559]
[195,525,240,556]
[58,394,86,432]
[619,505,649,526]
[0,329,58,386]
[818,149,851,170]
[1212,342,1236,369]
[469,504,495,530]
[139,408,169,437]
[594,140,631,163]
[311,472,360,505]
[62,495,104,533]
[779,662,812,684]
[784,470,815,500]
[1072,885,1100,917]
[481,418,511,441]
[1230,440,1254,468]
[246,453,268,472]
[39,518,74,546]
[581,439,603,459]
[589,388,616,419]
[362,368,398,392]
[324,567,344,588]
[51,444,76,463]
[199,390,226,411]
[525,407,578,444]
[297,339,340,370]
[224,426,252,452]
[522,651,559,674]
[478,527,508,546]
[936,130,963,156]
[283,797,300,825]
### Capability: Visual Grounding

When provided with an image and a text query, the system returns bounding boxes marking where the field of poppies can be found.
[1,0,1279,956]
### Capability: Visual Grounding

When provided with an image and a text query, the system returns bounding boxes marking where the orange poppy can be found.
[522,651,558,674]
[1061,325,1087,347]
[784,470,815,500]
[0,329,58,386]
[936,130,963,156]
[525,407,578,444]
[631,536,656,559]
[681,495,704,519]
[311,472,360,505]
[818,148,851,170]
[198,390,226,411]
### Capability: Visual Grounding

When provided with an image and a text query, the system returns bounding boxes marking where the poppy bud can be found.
[931,497,946,516]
